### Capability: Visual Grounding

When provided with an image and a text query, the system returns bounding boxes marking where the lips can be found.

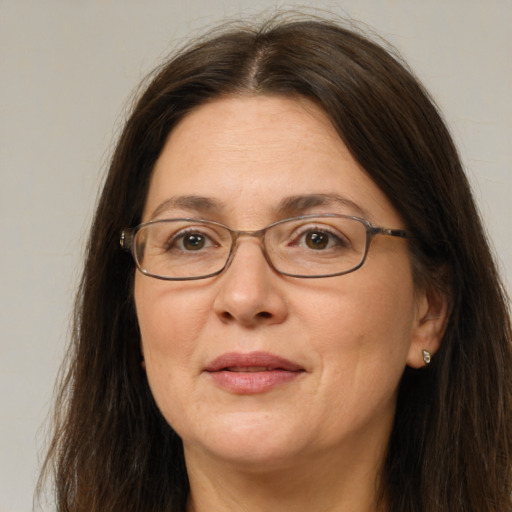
[205,352,304,372]
[204,352,305,394]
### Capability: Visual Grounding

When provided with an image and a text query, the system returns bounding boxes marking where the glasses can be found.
[120,214,413,281]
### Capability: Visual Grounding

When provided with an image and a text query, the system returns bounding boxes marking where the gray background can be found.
[1,1,511,510]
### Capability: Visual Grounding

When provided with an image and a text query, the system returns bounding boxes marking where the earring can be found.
[422,349,431,365]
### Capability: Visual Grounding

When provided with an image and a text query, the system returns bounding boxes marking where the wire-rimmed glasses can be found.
[120,214,413,280]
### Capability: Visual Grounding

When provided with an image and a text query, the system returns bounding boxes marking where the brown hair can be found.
[39,16,512,512]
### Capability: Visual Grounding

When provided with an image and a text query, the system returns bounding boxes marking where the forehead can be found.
[143,95,401,227]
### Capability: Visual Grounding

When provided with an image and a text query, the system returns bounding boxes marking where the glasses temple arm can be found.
[372,227,415,239]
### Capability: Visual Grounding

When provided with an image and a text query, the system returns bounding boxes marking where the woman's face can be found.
[135,95,435,471]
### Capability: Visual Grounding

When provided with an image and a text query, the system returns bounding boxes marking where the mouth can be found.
[205,351,304,373]
[224,366,285,372]
[204,352,305,394]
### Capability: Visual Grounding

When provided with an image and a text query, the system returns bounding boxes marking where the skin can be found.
[134,95,447,512]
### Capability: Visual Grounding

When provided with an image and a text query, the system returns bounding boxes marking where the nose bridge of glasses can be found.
[224,226,273,269]
[231,225,268,242]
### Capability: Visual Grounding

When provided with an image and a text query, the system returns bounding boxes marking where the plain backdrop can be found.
[1,1,511,510]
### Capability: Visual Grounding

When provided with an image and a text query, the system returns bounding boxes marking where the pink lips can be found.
[204,352,305,394]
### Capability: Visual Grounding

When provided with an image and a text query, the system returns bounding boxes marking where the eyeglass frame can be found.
[120,214,414,281]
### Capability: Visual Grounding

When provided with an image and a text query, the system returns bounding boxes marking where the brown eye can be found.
[305,232,329,250]
[182,234,206,250]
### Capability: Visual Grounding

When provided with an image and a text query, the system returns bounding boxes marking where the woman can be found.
[40,16,512,512]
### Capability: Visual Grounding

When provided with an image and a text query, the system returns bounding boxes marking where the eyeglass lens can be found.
[133,217,368,279]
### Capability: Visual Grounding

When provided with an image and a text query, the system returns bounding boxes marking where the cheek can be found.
[134,277,212,394]
[136,274,210,341]
[308,277,415,427]
[304,266,416,344]
[307,268,417,384]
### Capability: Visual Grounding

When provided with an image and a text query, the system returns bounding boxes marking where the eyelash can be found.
[156,220,354,254]
[164,227,219,251]
[287,224,350,250]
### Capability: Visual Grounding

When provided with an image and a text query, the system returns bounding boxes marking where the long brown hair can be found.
[39,16,512,512]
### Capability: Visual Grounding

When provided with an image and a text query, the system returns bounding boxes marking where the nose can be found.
[213,238,288,327]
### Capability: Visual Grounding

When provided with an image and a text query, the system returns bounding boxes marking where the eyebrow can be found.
[276,193,369,218]
[150,195,224,219]
[150,192,369,220]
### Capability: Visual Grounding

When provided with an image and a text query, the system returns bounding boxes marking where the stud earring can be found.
[422,349,431,365]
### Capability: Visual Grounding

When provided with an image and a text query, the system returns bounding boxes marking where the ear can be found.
[406,285,450,368]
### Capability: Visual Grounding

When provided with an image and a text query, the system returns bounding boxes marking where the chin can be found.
[180,412,311,470]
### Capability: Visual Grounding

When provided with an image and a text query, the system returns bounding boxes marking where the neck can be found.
[185,443,387,512]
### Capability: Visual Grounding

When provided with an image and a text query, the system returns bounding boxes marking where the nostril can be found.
[217,309,274,324]
[220,311,234,321]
